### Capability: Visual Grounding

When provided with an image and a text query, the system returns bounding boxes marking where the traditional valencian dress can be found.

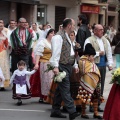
[0,30,10,88]
[0,67,5,87]
[103,83,120,120]
[31,39,53,100]
[77,55,101,103]
[10,69,36,99]
[77,55,103,117]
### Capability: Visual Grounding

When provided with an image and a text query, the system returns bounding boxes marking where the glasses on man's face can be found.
[97,29,104,31]
[20,22,27,24]
[10,23,15,24]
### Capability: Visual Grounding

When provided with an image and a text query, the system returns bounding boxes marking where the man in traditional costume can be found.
[49,18,80,120]
[84,24,113,112]
[10,18,33,73]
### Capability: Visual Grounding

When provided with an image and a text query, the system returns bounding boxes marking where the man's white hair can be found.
[18,18,26,22]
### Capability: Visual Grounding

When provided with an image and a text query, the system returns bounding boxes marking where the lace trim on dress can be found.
[14,69,27,76]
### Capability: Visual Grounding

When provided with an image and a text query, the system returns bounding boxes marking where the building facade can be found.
[0,0,119,30]
[0,0,80,31]
[80,0,119,29]
[35,0,80,31]
[0,0,40,26]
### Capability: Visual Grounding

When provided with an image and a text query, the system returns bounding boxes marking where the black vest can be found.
[57,31,75,65]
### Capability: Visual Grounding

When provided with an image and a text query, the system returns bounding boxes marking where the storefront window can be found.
[37,5,46,25]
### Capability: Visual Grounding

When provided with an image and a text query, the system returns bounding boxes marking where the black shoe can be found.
[50,112,67,118]
[98,107,104,112]
[39,98,43,103]
[0,87,5,91]
[81,115,89,119]
[69,112,80,120]
[61,106,68,113]
[93,114,103,119]
[17,100,22,106]
[89,105,94,112]
[76,105,82,112]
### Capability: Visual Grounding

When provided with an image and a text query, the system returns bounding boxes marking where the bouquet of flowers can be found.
[110,68,120,85]
[45,64,66,83]
[44,64,54,73]
[53,71,66,82]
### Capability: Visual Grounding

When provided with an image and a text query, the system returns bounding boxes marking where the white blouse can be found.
[34,39,51,56]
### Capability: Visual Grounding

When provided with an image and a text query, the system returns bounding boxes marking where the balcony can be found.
[107,0,120,5]
[81,0,98,4]
[0,0,40,4]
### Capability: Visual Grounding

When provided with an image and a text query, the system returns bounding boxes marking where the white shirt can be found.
[7,27,16,45]
[50,32,78,68]
[84,35,113,66]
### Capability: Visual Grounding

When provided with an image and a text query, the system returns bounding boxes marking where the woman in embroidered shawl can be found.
[77,43,103,119]
[0,22,10,89]
[33,28,55,102]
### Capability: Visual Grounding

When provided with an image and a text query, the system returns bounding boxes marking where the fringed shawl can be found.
[78,55,100,94]
[10,28,32,55]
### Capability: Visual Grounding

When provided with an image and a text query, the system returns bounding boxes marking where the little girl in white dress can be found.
[10,60,36,105]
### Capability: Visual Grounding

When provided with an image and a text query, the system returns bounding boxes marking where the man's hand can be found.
[53,67,59,75]
[99,51,104,56]
[74,68,79,73]
[108,66,113,71]
[34,64,39,70]
[75,51,78,57]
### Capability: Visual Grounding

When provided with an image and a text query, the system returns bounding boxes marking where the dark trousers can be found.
[97,66,106,96]
[11,52,29,73]
[52,64,76,114]
[28,48,34,70]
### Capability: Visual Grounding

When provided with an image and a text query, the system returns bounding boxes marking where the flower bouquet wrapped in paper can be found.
[110,68,120,85]
[53,71,66,82]
[45,64,66,82]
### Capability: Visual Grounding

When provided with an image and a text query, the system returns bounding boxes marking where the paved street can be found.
[0,57,115,120]
[0,88,104,120]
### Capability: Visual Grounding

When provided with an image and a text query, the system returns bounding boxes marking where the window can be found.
[37,5,47,24]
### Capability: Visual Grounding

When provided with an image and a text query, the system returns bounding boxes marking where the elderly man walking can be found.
[84,24,113,112]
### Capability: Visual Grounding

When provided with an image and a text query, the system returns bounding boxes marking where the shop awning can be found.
[81,5,100,14]
[0,0,40,5]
